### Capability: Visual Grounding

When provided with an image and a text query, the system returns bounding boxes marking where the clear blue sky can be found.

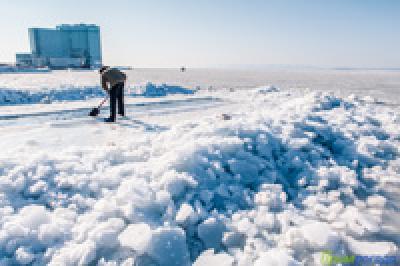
[0,0,399,68]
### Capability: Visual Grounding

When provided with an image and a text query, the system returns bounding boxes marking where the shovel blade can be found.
[89,107,100,116]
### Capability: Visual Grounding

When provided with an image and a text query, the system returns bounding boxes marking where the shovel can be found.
[89,96,108,116]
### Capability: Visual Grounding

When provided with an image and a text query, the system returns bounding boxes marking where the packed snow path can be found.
[0,87,399,265]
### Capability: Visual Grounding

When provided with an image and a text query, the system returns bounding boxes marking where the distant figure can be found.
[180,66,186,72]
[221,113,232,120]
[99,66,127,122]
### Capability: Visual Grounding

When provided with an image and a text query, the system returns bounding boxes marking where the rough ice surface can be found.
[0,70,399,265]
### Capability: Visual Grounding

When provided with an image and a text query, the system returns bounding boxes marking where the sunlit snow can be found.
[0,69,399,265]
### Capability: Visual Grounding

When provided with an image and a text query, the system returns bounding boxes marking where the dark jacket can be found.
[101,68,127,90]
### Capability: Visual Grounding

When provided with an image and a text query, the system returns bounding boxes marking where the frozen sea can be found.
[0,68,399,265]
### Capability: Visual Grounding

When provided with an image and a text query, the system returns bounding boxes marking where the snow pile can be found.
[0,87,399,265]
[130,82,196,97]
[0,87,105,105]
[0,83,196,105]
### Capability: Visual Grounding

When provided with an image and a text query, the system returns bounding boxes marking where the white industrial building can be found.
[16,24,102,69]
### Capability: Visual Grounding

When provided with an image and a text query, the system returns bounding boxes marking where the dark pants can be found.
[109,82,125,120]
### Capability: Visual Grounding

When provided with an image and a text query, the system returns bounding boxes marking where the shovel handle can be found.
[98,96,108,108]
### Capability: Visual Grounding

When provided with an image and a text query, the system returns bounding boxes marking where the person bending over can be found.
[99,66,127,122]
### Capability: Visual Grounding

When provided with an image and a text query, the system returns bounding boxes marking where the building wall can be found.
[29,28,69,58]
[87,28,102,67]
[16,53,33,66]
[49,57,83,68]
[24,24,102,68]
[58,24,102,68]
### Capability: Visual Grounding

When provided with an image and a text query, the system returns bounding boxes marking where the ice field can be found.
[0,69,399,265]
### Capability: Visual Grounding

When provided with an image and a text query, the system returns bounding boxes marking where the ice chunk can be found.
[222,231,245,248]
[176,203,197,224]
[18,205,50,229]
[146,226,190,266]
[38,223,67,246]
[346,236,398,256]
[317,166,358,188]
[254,211,275,230]
[254,248,301,266]
[228,158,259,185]
[340,206,381,236]
[300,222,340,249]
[236,217,257,237]
[87,218,125,248]
[194,249,234,266]
[197,217,225,249]
[366,195,386,208]
[118,223,152,254]
[49,240,97,266]
[159,171,197,198]
[254,184,287,210]
[15,247,34,265]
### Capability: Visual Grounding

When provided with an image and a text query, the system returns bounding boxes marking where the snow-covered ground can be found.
[0,69,399,265]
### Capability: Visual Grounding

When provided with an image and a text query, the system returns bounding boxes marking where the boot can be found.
[104,117,115,123]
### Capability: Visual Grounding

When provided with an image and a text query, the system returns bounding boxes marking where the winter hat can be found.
[99,66,109,74]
